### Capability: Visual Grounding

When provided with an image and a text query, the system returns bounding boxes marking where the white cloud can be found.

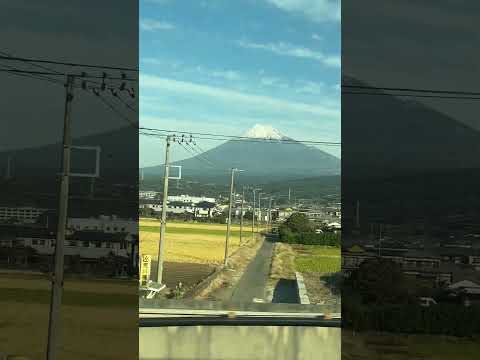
[141,57,164,65]
[295,81,326,94]
[140,73,340,118]
[193,66,242,81]
[140,19,175,31]
[210,70,242,81]
[143,0,171,4]
[237,40,340,68]
[260,77,280,86]
[265,0,340,23]
[312,33,323,41]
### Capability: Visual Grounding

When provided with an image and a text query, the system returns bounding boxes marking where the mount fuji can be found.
[142,124,340,182]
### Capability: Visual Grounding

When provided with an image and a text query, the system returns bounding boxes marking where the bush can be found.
[342,301,480,336]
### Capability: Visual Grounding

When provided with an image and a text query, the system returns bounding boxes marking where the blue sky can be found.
[140,0,341,167]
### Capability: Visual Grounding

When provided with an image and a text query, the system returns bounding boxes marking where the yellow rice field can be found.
[140,219,258,264]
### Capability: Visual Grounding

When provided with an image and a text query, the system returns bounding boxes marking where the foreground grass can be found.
[343,330,480,360]
[0,275,137,359]
[293,245,340,274]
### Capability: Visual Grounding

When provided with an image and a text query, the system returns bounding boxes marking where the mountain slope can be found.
[342,75,480,233]
[342,76,480,180]
[142,124,340,181]
[0,126,138,181]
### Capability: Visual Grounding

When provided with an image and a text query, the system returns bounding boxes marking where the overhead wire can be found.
[174,138,216,168]
[0,68,137,81]
[342,91,480,101]
[89,90,138,129]
[139,127,341,146]
[0,54,138,72]
[341,84,480,96]
[185,141,217,168]
[0,63,64,85]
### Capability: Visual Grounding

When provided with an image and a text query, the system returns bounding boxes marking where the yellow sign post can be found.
[140,255,152,287]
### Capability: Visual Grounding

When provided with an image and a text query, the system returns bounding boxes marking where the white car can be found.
[419,297,437,307]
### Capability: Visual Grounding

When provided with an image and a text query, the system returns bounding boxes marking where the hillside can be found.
[142,124,340,182]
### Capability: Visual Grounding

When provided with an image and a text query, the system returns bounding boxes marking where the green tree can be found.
[283,213,313,233]
[346,258,413,305]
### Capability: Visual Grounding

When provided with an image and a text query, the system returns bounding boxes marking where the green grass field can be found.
[293,245,340,274]
[140,225,243,237]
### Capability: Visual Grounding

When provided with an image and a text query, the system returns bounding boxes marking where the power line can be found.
[139,127,341,146]
[190,141,217,166]
[341,84,480,96]
[88,90,138,128]
[0,63,64,85]
[185,141,217,168]
[175,138,216,168]
[0,68,137,81]
[342,90,480,101]
[0,49,64,76]
[0,54,138,72]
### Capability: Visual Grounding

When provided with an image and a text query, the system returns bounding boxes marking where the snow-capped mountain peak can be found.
[243,124,284,140]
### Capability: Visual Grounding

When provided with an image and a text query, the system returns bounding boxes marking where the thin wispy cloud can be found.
[140,73,340,118]
[265,0,340,23]
[140,18,175,31]
[195,66,242,81]
[260,76,282,86]
[143,0,171,5]
[237,40,340,68]
[295,80,326,94]
[312,33,323,41]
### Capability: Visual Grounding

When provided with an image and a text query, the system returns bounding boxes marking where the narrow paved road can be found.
[230,236,274,303]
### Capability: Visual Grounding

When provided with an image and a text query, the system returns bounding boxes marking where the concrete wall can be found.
[140,325,340,360]
[295,272,310,305]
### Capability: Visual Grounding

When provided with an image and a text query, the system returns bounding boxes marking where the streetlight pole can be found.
[240,185,245,245]
[268,197,273,232]
[156,136,171,285]
[224,168,243,266]
[252,188,261,240]
[258,193,265,234]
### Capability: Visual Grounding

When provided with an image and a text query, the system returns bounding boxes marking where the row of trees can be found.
[277,213,340,246]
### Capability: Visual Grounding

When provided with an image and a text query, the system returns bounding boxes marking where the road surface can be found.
[230,236,274,303]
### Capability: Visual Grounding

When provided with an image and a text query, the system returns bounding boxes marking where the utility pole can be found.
[252,190,255,238]
[268,197,273,232]
[89,177,95,199]
[257,193,267,233]
[355,200,360,228]
[252,188,261,240]
[257,194,261,234]
[378,223,383,257]
[156,136,171,285]
[46,74,75,360]
[224,168,242,266]
[5,155,12,180]
[240,186,245,245]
